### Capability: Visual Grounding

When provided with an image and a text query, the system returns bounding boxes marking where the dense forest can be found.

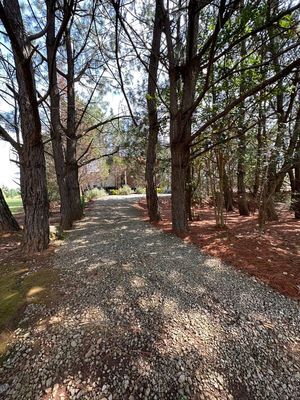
[0,0,299,252]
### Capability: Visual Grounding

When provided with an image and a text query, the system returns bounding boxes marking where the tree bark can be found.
[1,0,49,252]
[260,94,300,225]
[165,0,200,235]
[223,166,234,212]
[145,0,163,222]
[185,163,193,221]
[171,142,189,235]
[258,178,278,230]
[46,0,73,230]
[293,140,300,219]
[253,101,265,198]
[65,28,83,222]
[237,131,250,216]
[261,0,286,222]
[0,189,20,231]
[237,20,249,216]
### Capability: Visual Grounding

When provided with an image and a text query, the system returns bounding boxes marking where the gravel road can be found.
[1,196,299,400]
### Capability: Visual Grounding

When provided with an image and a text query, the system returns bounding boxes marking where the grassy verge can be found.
[5,196,23,214]
[0,262,58,359]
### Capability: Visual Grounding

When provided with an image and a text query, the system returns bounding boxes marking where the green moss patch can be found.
[0,264,58,357]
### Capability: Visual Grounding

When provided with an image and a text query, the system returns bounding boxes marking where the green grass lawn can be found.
[5,196,23,214]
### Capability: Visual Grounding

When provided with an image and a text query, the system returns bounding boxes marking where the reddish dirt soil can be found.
[136,198,300,301]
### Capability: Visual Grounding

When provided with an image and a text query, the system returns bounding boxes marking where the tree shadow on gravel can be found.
[1,197,299,400]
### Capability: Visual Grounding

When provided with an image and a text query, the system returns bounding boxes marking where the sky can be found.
[0,141,19,188]
[0,0,137,190]
[0,93,20,188]
[0,91,124,189]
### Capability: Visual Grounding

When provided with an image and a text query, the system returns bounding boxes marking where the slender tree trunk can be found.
[253,102,264,197]
[145,0,163,222]
[223,162,234,212]
[0,189,20,231]
[258,177,278,230]
[237,132,250,216]
[171,141,189,235]
[289,169,295,193]
[1,0,49,252]
[65,29,83,222]
[264,140,281,221]
[215,149,226,226]
[185,163,193,221]
[293,140,300,219]
[261,0,285,222]
[66,164,82,220]
[290,168,296,211]
[46,1,72,230]
[275,174,286,193]
[237,25,249,216]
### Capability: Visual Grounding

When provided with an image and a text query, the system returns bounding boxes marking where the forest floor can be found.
[0,196,300,400]
[137,197,300,300]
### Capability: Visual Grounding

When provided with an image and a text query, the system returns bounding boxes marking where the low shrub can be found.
[85,188,107,202]
[156,187,163,194]
[117,185,132,195]
[135,187,146,194]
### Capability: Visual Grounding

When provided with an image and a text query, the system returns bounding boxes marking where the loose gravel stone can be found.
[0,195,299,400]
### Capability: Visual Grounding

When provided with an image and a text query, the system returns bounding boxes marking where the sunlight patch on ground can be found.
[131,275,146,289]
[122,262,133,272]
[203,258,222,268]
[161,299,180,318]
[99,258,118,267]
[27,286,45,298]
[114,285,126,297]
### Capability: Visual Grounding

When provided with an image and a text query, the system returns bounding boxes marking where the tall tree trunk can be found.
[237,21,249,216]
[65,29,83,222]
[215,149,226,226]
[275,173,286,193]
[46,0,72,230]
[293,140,300,219]
[290,168,297,211]
[185,163,193,221]
[145,0,163,222]
[258,178,278,230]
[167,0,200,235]
[223,166,234,212]
[1,0,49,252]
[253,100,264,198]
[0,189,20,231]
[261,0,285,221]
[19,144,49,252]
[237,130,250,216]
[171,142,189,235]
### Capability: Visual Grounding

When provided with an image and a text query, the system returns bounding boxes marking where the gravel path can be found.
[1,196,300,400]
